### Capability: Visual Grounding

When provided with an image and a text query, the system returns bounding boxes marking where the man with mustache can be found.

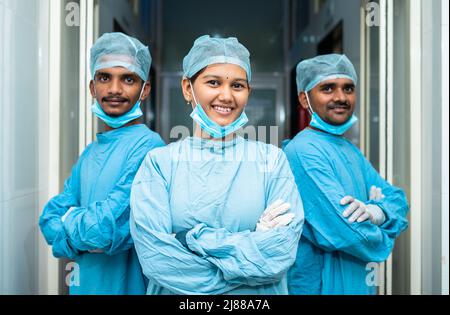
[39,32,165,294]
[284,54,409,294]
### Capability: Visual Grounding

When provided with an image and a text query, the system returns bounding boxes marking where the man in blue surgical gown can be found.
[39,32,165,294]
[285,54,409,295]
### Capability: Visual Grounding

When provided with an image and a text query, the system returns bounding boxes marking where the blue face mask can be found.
[91,84,145,129]
[189,81,249,139]
[305,91,357,136]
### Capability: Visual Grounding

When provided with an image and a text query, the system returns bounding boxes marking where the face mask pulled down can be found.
[305,91,357,136]
[91,83,145,129]
[189,81,248,139]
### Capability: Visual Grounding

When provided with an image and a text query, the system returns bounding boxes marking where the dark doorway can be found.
[318,20,343,55]
[289,66,310,139]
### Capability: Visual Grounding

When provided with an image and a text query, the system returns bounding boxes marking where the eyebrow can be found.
[202,74,248,82]
[318,82,336,88]
[318,82,355,88]
[96,71,138,78]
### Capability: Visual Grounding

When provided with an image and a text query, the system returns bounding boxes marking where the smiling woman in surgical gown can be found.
[129,35,304,295]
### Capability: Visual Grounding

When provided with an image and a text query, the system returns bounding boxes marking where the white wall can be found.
[0,0,56,294]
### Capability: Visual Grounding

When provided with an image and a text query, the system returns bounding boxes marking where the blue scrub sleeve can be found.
[39,162,82,259]
[62,142,160,256]
[184,152,304,287]
[285,146,397,262]
[362,157,409,237]
[130,153,242,295]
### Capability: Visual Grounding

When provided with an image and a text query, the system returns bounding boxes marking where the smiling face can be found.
[89,67,150,118]
[182,63,251,128]
[298,78,356,126]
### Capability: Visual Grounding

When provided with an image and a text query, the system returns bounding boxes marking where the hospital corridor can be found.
[0,0,448,295]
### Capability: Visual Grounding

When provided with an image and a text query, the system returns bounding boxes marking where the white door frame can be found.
[409,0,423,295]
[441,0,449,296]
[79,0,97,153]
[361,0,391,294]
[383,0,395,296]
[39,0,61,295]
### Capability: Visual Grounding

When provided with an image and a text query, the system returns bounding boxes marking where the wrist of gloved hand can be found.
[256,199,294,232]
[342,197,384,224]
[256,221,271,232]
[369,185,385,201]
[366,204,386,226]
[256,212,295,232]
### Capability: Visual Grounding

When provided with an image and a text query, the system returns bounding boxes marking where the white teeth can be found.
[214,106,231,113]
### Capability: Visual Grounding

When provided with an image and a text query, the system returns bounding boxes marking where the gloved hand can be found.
[340,196,386,226]
[256,199,295,232]
[369,185,385,201]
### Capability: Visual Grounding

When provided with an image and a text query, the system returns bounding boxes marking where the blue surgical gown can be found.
[39,124,165,294]
[130,136,304,295]
[284,128,409,295]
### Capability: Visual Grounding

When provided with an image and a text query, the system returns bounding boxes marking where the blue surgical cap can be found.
[296,54,357,93]
[183,35,252,82]
[90,32,151,82]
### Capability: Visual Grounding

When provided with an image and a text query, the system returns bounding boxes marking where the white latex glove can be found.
[369,185,385,201]
[256,199,295,232]
[61,207,76,223]
[340,196,386,226]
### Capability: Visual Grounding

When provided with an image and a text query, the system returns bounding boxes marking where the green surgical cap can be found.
[183,35,252,82]
[90,32,151,81]
[296,54,357,93]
